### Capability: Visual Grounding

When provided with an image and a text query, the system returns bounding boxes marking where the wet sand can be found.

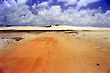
[0,30,110,73]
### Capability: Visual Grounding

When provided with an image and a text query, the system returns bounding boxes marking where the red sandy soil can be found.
[0,32,110,73]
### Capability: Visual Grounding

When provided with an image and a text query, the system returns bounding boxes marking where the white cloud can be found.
[0,0,110,27]
[37,2,49,7]
[3,0,13,7]
[1,0,28,8]
[58,0,100,8]
[5,0,17,6]
[16,0,28,4]
[77,0,100,8]
[58,0,78,5]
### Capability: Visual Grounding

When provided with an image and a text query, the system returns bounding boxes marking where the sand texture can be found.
[0,30,110,73]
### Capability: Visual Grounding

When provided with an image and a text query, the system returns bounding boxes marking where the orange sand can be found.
[0,32,110,73]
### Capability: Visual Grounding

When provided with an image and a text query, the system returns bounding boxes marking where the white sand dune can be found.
[0,25,110,31]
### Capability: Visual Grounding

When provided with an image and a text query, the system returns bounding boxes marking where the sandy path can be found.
[0,32,110,73]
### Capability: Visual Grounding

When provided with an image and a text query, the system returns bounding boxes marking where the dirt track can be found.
[0,31,110,73]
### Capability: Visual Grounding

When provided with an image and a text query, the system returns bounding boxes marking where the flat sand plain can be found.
[0,26,110,73]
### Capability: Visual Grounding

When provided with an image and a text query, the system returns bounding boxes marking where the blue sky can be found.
[0,0,110,27]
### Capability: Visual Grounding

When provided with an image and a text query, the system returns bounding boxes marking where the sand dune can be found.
[0,26,110,31]
[0,31,110,73]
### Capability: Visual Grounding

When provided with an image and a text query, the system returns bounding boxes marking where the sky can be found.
[0,0,110,27]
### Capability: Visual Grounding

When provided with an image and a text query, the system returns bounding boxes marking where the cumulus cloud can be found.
[77,0,100,8]
[16,0,28,4]
[2,0,28,7]
[0,0,110,27]
[58,0,100,8]
[58,0,78,5]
